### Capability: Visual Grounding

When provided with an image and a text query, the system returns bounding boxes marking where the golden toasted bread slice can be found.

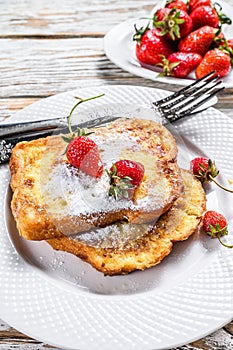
[47,170,206,275]
[10,118,182,240]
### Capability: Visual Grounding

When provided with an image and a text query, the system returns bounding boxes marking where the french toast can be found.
[47,169,206,275]
[10,117,182,240]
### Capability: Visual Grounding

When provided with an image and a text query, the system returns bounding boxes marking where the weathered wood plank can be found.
[0,0,233,37]
[0,37,142,98]
[0,0,153,35]
[0,98,40,120]
[0,36,232,106]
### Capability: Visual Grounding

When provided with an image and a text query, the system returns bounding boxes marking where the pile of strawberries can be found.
[134,0,233,79]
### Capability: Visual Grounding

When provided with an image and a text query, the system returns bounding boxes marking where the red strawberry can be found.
[107,159,144,199]
[158,52,202,78]
[165,0,187,13]
[190,156,233,193]
[153,7,193,40]
[213,36,233,63]
[227,38,233,50]
[203,211,228,237]
[212,30,225,47]
[66,136,103,178]
[190,4,232,29]
[178,26,215,56]
[196,48,231,79]
[134,27,174,66]
[188,0,211,13]
[190,157,218,183]
[203,211,233,248]
[190,6,219,29]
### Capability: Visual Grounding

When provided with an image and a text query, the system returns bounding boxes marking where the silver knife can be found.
[0,114,121,165]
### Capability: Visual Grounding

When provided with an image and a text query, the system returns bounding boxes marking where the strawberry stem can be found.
[217,232,233,248]
[67,93,105,135]
[209,174,233,193]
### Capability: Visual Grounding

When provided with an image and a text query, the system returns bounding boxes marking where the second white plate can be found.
[104,0,233,87]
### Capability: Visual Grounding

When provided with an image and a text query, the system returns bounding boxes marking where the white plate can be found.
[104,0,233,88]
[1,85,233,350]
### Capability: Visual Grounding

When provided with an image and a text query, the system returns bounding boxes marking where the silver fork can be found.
[153,71,224,123]
[0,71,224,164]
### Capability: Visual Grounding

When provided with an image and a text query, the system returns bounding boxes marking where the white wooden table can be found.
[0,0,233,349]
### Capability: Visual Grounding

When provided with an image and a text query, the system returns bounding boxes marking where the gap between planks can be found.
[0,33,104,39]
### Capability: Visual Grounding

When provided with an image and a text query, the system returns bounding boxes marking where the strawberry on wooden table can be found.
[133,27,174,66]
[196,48,231,79]
[203,211,233,248]
[158,52,202,78]
[153,7,193,40]
[107,159,145,199]
[178,26,215,56]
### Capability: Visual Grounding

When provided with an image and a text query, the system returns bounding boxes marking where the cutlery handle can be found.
[0,129,55,165]
[0,117,67,137]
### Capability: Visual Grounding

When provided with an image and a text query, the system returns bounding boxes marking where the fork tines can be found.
[153,71,224,123]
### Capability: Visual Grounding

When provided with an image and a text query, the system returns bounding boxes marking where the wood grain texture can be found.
[0,0,153,35]
[1,0,233,348]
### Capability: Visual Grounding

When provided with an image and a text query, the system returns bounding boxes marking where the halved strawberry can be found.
[153,7,193,40]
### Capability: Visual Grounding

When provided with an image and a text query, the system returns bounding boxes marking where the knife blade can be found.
[0,114,121,165]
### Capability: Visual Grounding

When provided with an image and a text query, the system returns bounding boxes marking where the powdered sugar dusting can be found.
[74,222,152,249]
[41,131,168,218]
